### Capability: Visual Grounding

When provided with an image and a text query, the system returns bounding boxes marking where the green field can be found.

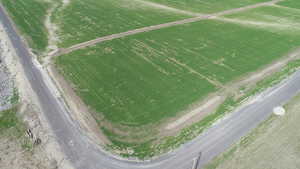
[55,1,300,157]
[52,0,189,47]
[4,0,300,159]
[147,0,269,13]
[277,0,300,9]
[56,18,300,127]
[224,5,300,30]
[1,0,49,53]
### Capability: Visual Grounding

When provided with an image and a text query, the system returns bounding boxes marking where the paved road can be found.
[1,2,300,169]
[60,0,281,55]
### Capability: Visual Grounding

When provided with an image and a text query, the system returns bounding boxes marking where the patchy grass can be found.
[52,0,189,47]
[10,87,19,105]
[146,0,269,13]
[1,0,50,53]
[0,107,24,136]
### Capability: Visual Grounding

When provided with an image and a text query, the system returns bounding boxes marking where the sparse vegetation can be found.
[204,94,300,169]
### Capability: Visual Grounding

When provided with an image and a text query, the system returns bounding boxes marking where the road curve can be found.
[1,3,300,169]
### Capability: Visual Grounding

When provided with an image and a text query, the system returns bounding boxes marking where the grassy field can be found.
[277,0,300,9]
[147,0,269,13]
[57,18,300,127]
[223,5,300,31]
[55,2,300,157]
[204,94,300,169]
[4,0,300,159]
[102,58,300,159]
[1,0,50,53]
[52,0,189,47]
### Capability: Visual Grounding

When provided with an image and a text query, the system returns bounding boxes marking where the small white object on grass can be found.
[273,106,286,116]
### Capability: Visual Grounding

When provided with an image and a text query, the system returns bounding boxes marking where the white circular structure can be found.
[273,106,286,116]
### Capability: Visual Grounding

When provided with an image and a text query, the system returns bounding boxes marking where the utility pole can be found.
[192,152,202,169]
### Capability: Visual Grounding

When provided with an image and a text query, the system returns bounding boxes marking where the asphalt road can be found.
[1,3,300,169]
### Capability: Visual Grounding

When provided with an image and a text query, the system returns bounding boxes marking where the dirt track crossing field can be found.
[58,0,281,55]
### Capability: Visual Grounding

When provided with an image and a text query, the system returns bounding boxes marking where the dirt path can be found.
[56,0,282,56]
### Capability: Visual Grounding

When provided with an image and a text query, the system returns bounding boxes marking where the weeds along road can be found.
[2,2,300,169]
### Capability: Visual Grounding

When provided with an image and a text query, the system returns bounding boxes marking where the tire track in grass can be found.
[132,0,202,16]
[217,17,300,32]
